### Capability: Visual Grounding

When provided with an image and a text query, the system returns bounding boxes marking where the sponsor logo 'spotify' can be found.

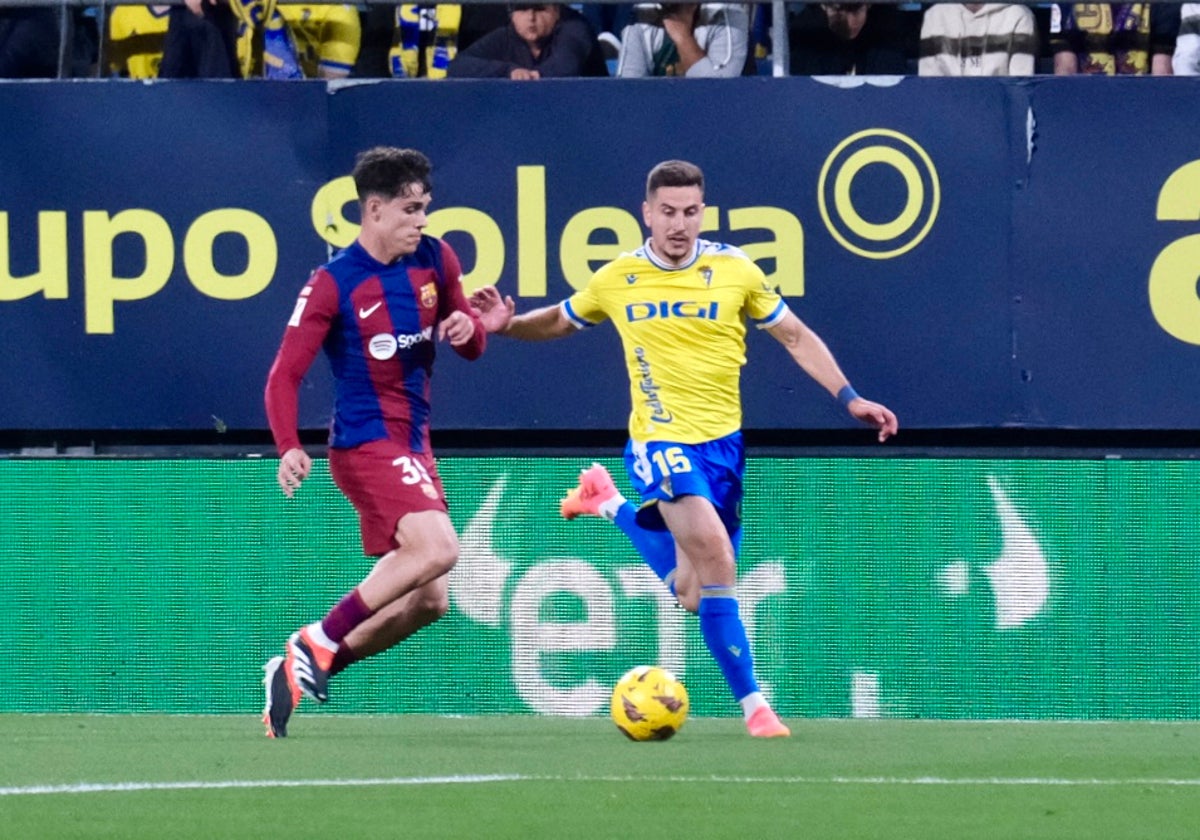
[368,326,433,360]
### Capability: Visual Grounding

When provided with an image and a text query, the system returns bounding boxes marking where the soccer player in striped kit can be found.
[261,146,504,737]
[472,159,898,737]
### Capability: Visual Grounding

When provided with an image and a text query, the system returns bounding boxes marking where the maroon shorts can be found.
[329,440,447,557]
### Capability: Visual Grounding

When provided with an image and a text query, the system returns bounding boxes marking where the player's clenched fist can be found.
[437,310,476,346]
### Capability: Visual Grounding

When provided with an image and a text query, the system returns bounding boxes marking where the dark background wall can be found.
[1,77,1197,442]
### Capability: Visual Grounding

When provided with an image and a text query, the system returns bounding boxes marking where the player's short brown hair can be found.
[646,160,704,199]
[353,147,433,202]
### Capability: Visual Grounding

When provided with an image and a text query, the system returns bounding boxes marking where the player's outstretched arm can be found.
[470,286,575,341]
[470,286,516,334]
[767,310,898,442]
[845,397,898,443]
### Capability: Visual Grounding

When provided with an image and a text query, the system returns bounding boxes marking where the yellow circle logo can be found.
[818,129,940,259]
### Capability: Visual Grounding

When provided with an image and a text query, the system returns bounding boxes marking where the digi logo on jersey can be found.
[368,326,433,360]
[625,301,720,322]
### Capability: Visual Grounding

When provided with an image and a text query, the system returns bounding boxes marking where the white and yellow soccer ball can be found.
[610,665,689,741]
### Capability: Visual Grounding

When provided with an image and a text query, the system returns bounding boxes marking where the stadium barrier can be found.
[4,456,1197,719]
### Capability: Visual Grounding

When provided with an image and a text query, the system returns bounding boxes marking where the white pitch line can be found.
[3,774,1200,797]
[0,775,525,797]
[573,775,1200,787]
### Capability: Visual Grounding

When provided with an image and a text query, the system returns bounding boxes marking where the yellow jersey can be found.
[281,4,360,78]
[564,239,788,444]
[389,4,460,79]
[238,4,361,78]
[107,5,170,79]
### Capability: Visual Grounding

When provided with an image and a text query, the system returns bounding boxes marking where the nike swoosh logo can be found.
[449,476,511,627]
[983,476,1048,629]
[936,477,1049,631]
[358,302,382,319]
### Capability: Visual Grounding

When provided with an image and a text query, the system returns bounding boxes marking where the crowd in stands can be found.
[1,2,1196,79]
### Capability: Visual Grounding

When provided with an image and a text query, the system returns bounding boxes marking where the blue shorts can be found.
[623,431,745,535]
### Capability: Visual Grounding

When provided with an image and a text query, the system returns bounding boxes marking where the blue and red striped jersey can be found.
[265,235,485,454]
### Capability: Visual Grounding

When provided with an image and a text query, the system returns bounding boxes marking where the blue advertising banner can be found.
[1013,79,1200,429]
[0,77,1196,433]
[0,82,330,431]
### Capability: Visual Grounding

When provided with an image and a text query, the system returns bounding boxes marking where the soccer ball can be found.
[610,665,689,741]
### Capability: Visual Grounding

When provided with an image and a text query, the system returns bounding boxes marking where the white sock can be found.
[739,691,768,722]
[305,621,339,653]
[598,492,626,521]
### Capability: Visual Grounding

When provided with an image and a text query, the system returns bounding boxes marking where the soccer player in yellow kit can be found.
[472,160,898,737]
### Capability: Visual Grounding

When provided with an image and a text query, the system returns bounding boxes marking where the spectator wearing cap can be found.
[447,3,608,78]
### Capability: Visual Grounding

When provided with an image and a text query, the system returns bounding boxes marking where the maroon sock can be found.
[321,588,374,645]
[329,641,359,677]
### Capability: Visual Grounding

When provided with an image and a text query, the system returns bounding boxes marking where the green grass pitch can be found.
[1,715,1198,839]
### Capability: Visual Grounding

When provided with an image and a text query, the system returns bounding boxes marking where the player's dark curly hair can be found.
[646,160,704,198]
[353,147,433,201]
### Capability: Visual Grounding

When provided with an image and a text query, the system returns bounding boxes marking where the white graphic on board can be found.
[938,476,1049,629]
[450,477,510,627]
